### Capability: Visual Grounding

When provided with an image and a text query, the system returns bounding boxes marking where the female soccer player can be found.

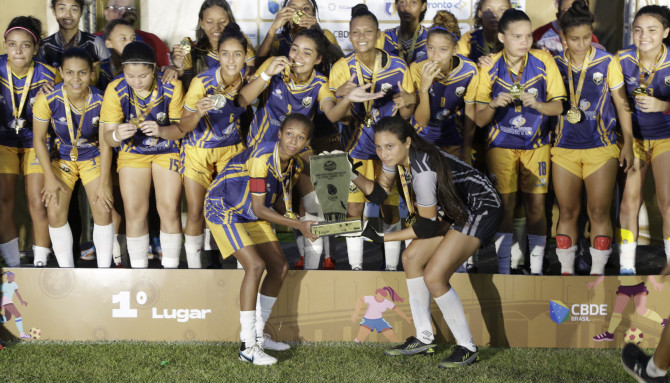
[411,10,477,162]
[475,9,566,275]
[351,286,412,343]
[0,17,59,268]
[256,0,342,61]
[329,4,416,271]
[94,19,136,92]
[552,0,634,275]
[617,5,670,275]
[157,23,250,268]
[101,41,184,269]
[171,0,255,88]
[204,114,316,365]
[458,0,510,64]
[353,116,502,367]
[33,48,114,268]
[378,0,428,64]
[1,272,30,339]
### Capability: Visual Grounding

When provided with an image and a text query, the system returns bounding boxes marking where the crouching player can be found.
[204,114,318,365]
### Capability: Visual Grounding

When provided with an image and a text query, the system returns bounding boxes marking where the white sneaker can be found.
[238,343,277,365]
[261,333,290,351]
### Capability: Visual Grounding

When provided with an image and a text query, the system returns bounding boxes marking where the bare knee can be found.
[267,257,288,280]
[243,257,267,279]
[401,245,420,269]
[424,270,449,297]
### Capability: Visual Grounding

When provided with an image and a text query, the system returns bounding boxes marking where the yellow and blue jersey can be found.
[618,44,670,140]
[100,72,184,155]
[183,66,248,149]
[33,84,104,161]
[554,48,623,149]
[0,55,58,148]
[92,59,120,93]
[377,26,428,64]
[458,29,496,64]
[329,51,415,159]
[205,141,303,224]
[410,54,478,147]
[271,29,340,57]
[476,49,567,150]
[247,58,334,146]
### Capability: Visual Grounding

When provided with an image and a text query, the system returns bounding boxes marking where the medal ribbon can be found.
[504,52,527,89]
[401,24,422,63]
[566,47,593,109]
[215,68,242,97]
[354,51,382,118]
[637,44,666,89]
[62,87,91,152]
[131,82,159,123]
[397,164,415,219]
[276,144,295,217]
[7,61,35,123]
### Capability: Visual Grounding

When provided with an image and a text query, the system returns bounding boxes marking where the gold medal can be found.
[209,93,227,110]
[11,118,26,134]
[292,10,305,25]
[364,114,374,128]
[130,117,143,129]
[635,46,665,99]
[178,38,191,55]
[7,62,34,135]
[566,107,582,124]
[405,213,417,228]
[509,83,524,99]
[70,147,78,162]
[632,86,650,97]
[284,211,298,220]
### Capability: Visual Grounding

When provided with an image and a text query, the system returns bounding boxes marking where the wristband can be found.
[665,101,670,115]
[112,130,122,143]
[260,71,271,82]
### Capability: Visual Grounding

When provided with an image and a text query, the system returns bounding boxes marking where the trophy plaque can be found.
[310,152,362,236]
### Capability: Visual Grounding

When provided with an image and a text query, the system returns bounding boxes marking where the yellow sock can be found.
[643,309,663,324]
[607,313,622,334]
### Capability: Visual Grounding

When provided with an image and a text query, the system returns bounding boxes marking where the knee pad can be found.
[556,234,572,250]
[593,236,611,251]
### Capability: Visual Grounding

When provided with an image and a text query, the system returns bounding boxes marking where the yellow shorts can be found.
[206,218,277,259]
[348,158,400,205]
[0,146,43,175]
[181,143,245,189]
[486,145,550,194]
[551,145,619,179]
[633,137,670,163]
[51,157,102,190]
[116,151,180,172]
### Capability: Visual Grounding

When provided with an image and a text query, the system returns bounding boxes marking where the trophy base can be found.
[311,218,362,236]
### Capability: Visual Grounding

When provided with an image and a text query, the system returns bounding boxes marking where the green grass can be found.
[0,341,637,383]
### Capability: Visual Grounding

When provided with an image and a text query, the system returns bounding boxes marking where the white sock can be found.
[405,239,412,248]
[93,223,114,268]
[528,234,545,274]
[383,222,401,271]
[590,247,611,276]
[664,239,670,265]
[346,236,363,269]
[127,234,149,268]
[556,245,577,275]
[620,242,637,271]
[160,232,182,269]
[113,234,123,265]
[203,228,218,251]
[511,217,527,268]
[434,288,476,352]
[295,229,305,258]
[323,235,331,259]
[255,294,277,337]
[302,214,323,270]
[494,233,513,274]
[406,277,434,344]
[647,356,668,378]
[240,310,256,347]
[49,223,74,267]
[0,238,21,267]
[184,234,204,269]
[33,246,51,268]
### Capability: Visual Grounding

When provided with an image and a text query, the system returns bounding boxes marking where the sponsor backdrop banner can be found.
[1,269,667,348]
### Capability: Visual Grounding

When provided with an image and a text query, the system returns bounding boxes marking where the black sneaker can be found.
[621,343,667,383]
[384,336,436,356]
[438,345,479,368]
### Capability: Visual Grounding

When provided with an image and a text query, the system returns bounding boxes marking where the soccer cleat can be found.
[80,245,96,261]
[352,265,363,271]
[438,345,480,368]
[323,257,336,270]
[620,267,636,275]
[621,343,667,383]
[260,334,290,351]
[19,333,31,340]
[238,342,277,366]
[148,237,162,260]
[293,256,305,270]
[593,331,614,341]
[384,336,436,356]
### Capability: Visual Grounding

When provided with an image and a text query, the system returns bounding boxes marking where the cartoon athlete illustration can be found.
[1,272,30,339]
[589,275,667,341]
[351,286,413,343]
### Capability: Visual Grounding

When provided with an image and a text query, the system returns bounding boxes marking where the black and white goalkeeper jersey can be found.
[38,31,110,68]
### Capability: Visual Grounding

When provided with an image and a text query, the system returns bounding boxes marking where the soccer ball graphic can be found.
[28,328,41,340]
[624,327,643,344]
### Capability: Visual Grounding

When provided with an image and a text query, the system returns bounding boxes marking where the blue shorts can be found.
[360,317,392,333]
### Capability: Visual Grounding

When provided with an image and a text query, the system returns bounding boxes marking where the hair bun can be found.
[223,22,241,34]
[351,4,369,17]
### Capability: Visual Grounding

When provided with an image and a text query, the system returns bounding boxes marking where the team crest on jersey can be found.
[302,96,313,108]
[381,83,393,93]
[510,115,526,127]
[579,99,591,111]
[59,117,66,122]
[455,86,466,97]
[593,72,603,85]
[92,117,100,128]
[527,88,538,98]
[665,76,670,86]
[157,112,167,124]
[273,89,283,100]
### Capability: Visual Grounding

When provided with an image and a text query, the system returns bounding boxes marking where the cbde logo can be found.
[550,300,608,324]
